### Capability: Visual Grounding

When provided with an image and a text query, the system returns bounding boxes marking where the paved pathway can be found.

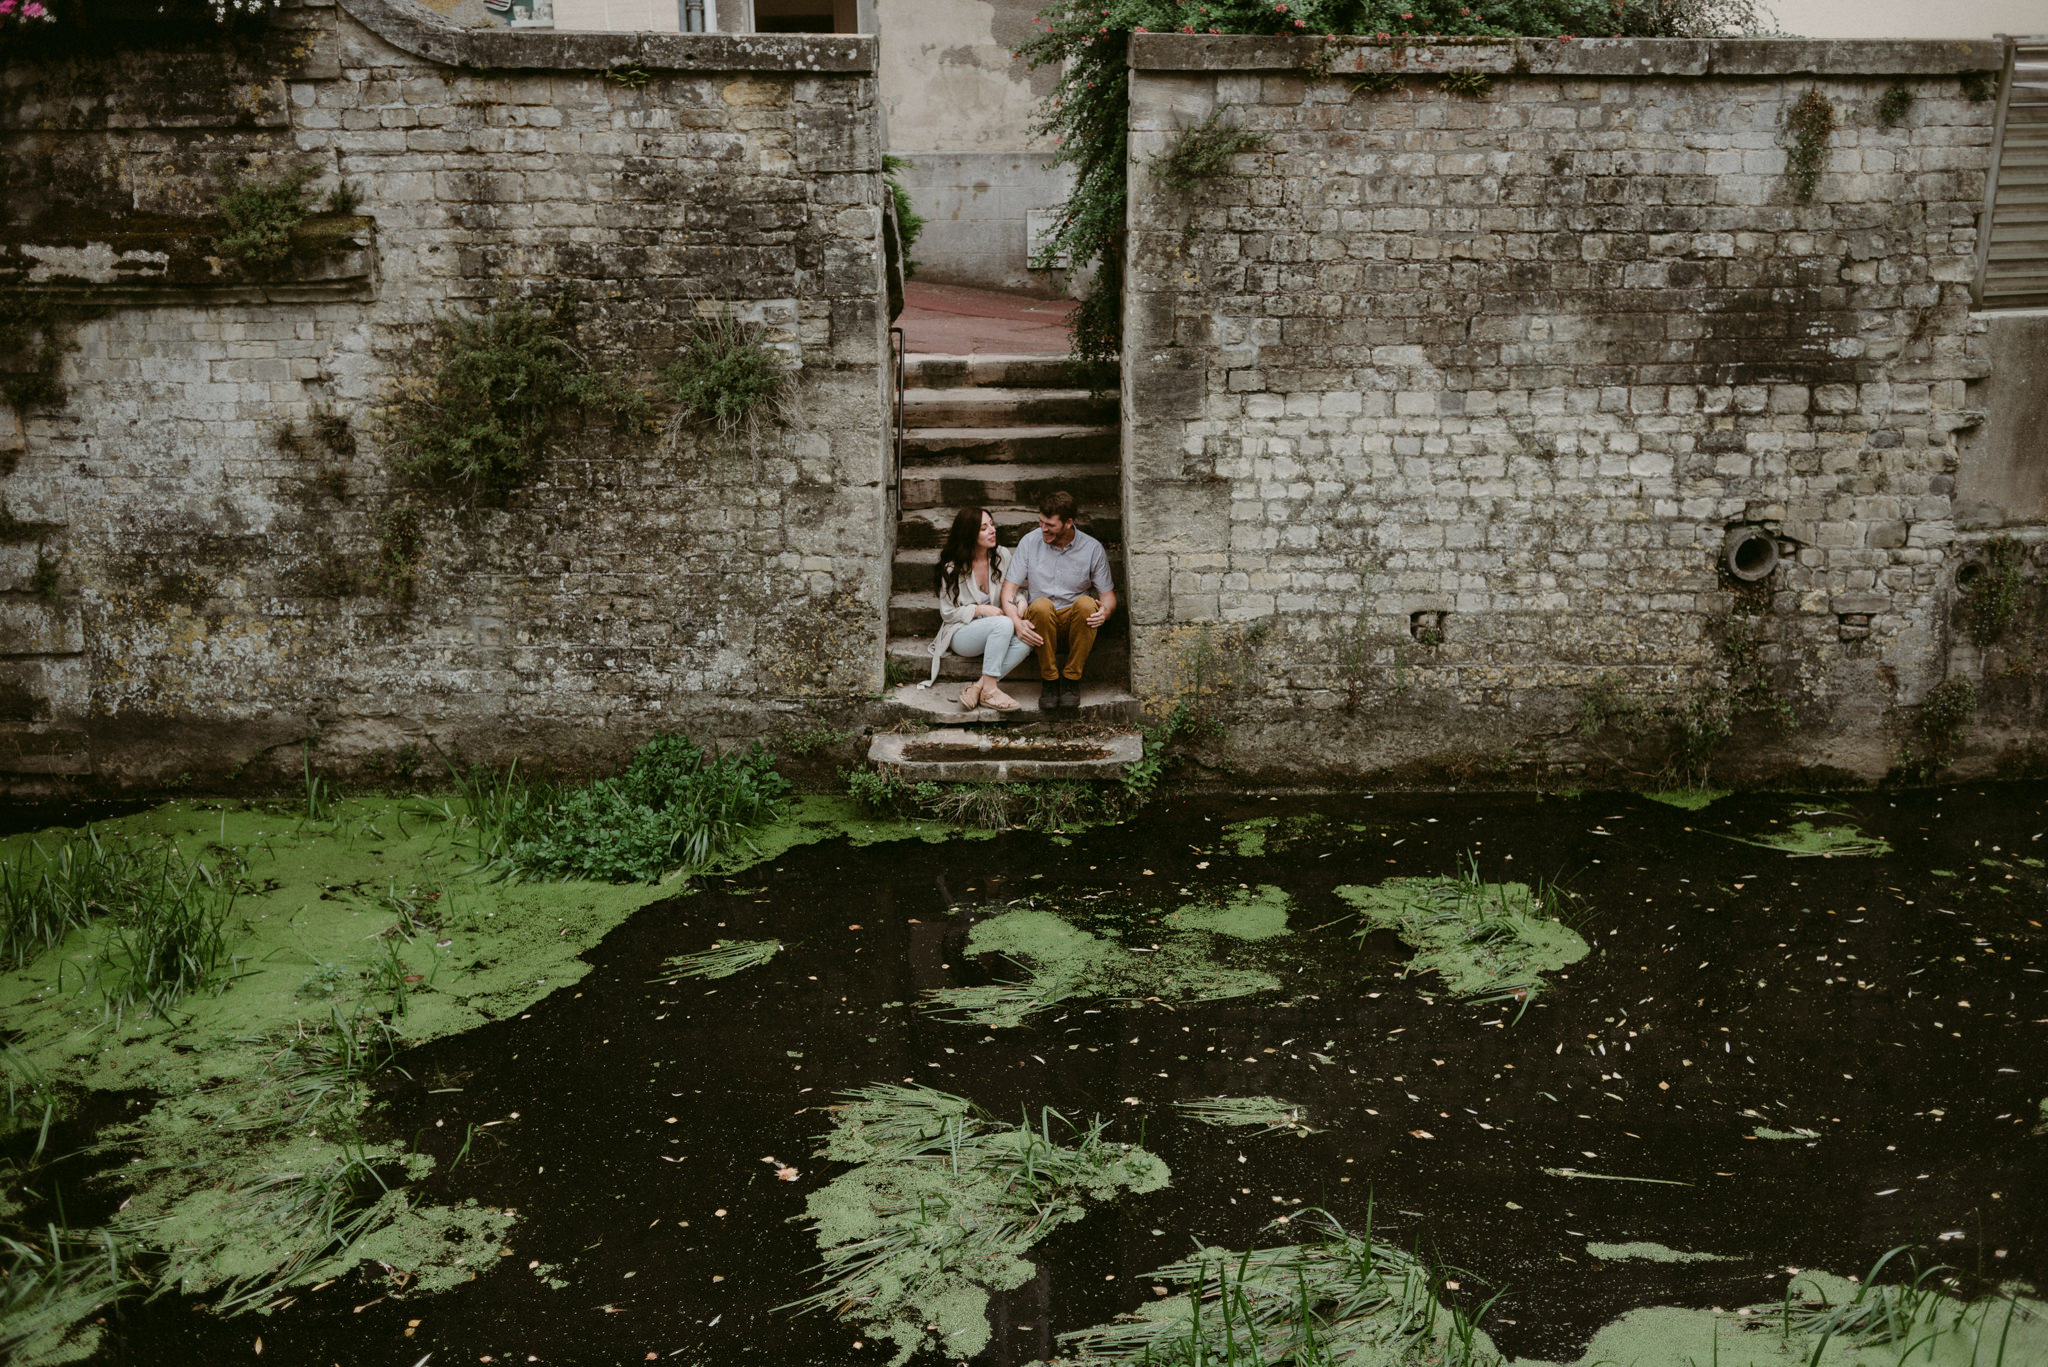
[897,280,1076,355]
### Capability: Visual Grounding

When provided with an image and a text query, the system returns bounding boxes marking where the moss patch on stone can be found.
[1337,873,1587,1004]
[792,1084,1167,1367]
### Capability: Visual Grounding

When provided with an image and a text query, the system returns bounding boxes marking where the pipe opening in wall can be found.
[1956,562,1986,589]
[1724,527,1781,582]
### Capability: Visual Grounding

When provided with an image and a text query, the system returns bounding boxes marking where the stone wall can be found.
[0,0,889,787]
[1123,35,2020,783]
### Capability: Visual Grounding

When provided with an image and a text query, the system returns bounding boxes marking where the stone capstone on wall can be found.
[0,0,889,786]
[1122,36,2008,782]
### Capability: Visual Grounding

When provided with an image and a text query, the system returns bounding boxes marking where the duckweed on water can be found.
[1337,870,1587,1007]
[1583,1241,1735,1264]
[1642,788,1730,811]
[790,1084,1167,1367]
[922,887,1293,1027]
[1721,821,1892,859]
[0,790,907,1362]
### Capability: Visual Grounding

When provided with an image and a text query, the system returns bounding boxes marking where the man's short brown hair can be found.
[1037,489,1078,521]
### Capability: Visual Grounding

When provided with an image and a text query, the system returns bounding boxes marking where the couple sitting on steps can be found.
[921,490,1116,714]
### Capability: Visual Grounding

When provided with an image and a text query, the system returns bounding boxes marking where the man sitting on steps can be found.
[1001,490,1117,712]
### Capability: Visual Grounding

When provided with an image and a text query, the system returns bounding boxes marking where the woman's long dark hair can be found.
[936,506,1001,600]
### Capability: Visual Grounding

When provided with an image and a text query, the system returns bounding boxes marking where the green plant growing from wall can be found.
[1439,67,1492,97]
[1152,110,1268,193]
[1963,535,2030,649]
[881,155,925,278]
[1784,88,1836,201]
[663,308,796,442]
[385,298,646,492]
[1351,71,1403,95]
[372,506,423,602]
[29,549,59,600]
[1878,83,1915,126]
[215,165,318,269]
[324,180,364,215]
[1893,676,1977,782]
[601,63,652,90]
[1960,70,1994,102]
[1668,609,1794,786]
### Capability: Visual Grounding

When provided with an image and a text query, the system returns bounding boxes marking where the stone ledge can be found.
[339,0,874,72]
[1128,34,2003,78]
[0,214,375,303]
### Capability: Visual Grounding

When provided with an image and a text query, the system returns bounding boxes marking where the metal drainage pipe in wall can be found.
[1724,527,1781,582]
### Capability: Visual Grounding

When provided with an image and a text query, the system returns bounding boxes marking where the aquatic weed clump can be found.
[789,1084,1168,1366]
[1176,1095,1314,1136]
[0,1226,137,1364]
[654,937,781,981]
[1338,860,1585,1009]
[1056,1208,1487,1367]
[920,891,1290,1028]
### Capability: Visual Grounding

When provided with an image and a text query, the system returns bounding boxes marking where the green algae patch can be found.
[1585,1241,1735,1264]
[1222,816,1274,856]
[1170,884,1291,941]
[0,792,944,1359]
[791,1084,1167,1367]
[1508,1272,2048,1367]
[1336,873,1586,1005]
[1057,1212,1496,1367]
[1644,788,1730,811]
[922,891,1294,1027]
[1751,1126,1820,1141]
[1219,814,1372,860]
[1721,821,1892,859]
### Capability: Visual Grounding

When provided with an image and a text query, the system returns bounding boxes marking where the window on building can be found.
[752,0,855,32]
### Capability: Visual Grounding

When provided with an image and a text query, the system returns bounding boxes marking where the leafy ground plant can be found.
[1054,1207,1490,1367]
[1338,858,1585,1011]
[787,1084,1168,1366]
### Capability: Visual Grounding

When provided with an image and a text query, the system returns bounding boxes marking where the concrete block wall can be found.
[1123,35,2007,781]
[0,0,889,786]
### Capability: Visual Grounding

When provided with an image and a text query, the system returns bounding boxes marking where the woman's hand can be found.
[974,604,1003,618]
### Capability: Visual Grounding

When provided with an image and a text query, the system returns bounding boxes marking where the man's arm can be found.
[1003,553,1045,647]
[1085,546,1117,628]
[1087,589,1117,629]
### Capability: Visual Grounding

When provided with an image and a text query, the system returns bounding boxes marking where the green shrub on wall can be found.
[215,166,317,269]
[384,298,647,493]
[1016,0,1773,371]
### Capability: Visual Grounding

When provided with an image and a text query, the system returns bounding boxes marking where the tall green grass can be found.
[0,1226,136,1362]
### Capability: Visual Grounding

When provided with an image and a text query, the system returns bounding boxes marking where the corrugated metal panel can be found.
[1981,40,2048,310]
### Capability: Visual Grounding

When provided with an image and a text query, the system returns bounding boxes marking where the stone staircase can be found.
[887,353,1135,720]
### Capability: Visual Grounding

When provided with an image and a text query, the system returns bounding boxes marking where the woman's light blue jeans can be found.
[951,614,1031,680]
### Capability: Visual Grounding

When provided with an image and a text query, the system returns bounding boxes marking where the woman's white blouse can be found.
[922,552,1003,687]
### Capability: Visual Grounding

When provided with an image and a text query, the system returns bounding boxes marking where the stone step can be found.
[903,424,1118,466]
[868,726,1142,782]
[900,462,1119,513]
[890,634,1128,683]
[888,590,1131,637]
[895,505,1122,550]
[902,387,1116,429]
[892,548,1128,594]
[903,353,1107,391]
[887,678,1142,725]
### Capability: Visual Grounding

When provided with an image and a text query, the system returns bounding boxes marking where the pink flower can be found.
[1134,24,1147,30]
[1559,32,1573,40]
[1294,17,1305,25]
[22,1,45,15]
[0,1,20,16]
[1209,25,1221,32]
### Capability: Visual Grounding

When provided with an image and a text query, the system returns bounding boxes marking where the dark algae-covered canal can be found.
[13,785,2048,1366]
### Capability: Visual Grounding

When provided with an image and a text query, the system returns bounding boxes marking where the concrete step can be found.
[869,726,1142,782]
[900,462,1120,513]
[890,634,1128,683]
[895,505,1122,550]
[888,590,1131,637]
[902,387,1116,429]
[903,353,1108,390]
[888,678,1142,725]
[903,424,1118,466]
[892,549,1128,595]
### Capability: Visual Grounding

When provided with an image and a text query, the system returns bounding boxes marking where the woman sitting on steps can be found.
[922,506,1027,712]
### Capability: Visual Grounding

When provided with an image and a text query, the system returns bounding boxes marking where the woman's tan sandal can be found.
[979,686,1021,712]
[959,681,984,710]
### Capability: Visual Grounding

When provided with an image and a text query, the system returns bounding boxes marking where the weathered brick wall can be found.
[1124,35,2011,782]
[0,0,889,786]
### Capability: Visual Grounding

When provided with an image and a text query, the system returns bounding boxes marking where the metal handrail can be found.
[888,324,906,525]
